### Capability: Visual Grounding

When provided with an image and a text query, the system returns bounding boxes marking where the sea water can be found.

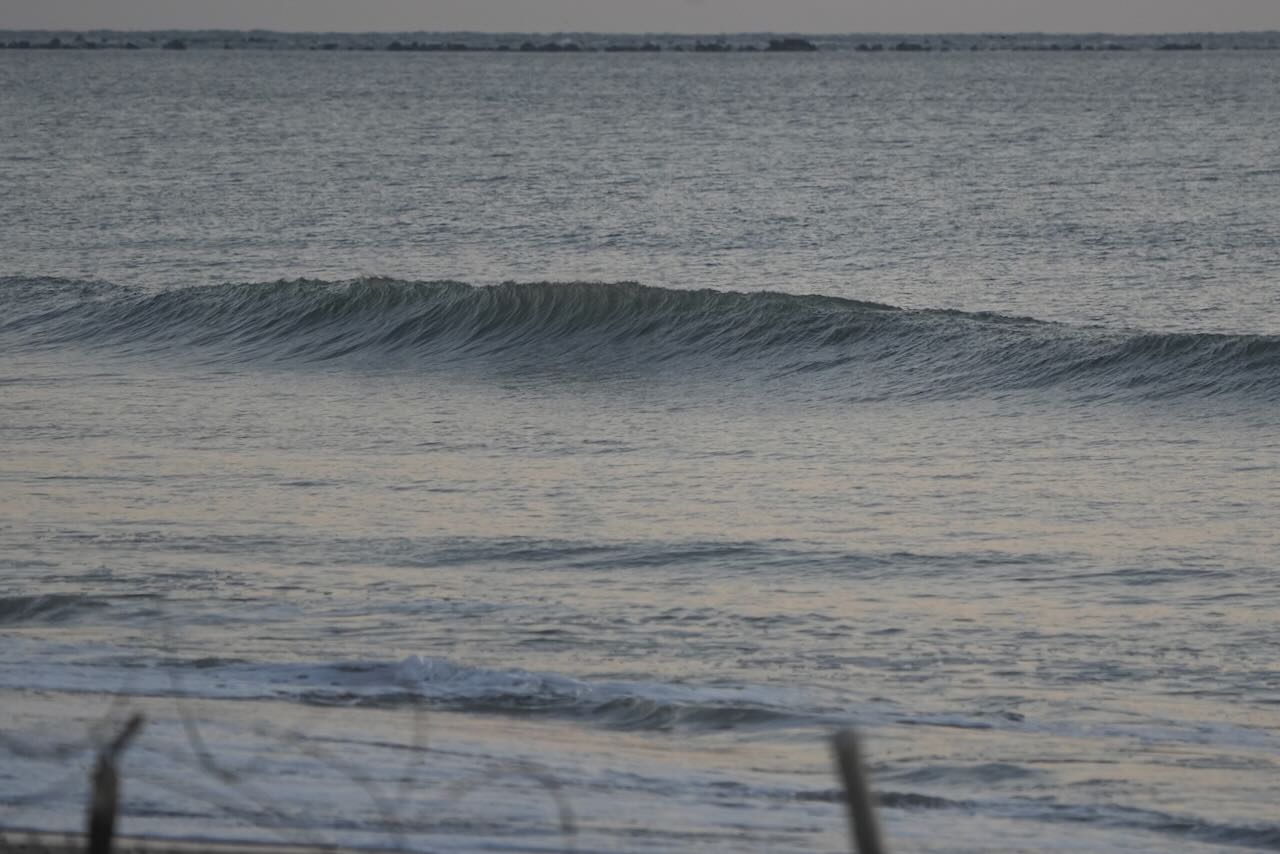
[1,44,1279,853]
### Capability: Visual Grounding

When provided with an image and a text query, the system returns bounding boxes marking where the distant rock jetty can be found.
[3,30,1278,52]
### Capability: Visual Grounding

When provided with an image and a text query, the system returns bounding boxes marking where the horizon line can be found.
[3,26,1280,37]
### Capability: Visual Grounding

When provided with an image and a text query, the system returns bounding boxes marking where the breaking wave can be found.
[3,652,826,732]
[4,276,1278,401]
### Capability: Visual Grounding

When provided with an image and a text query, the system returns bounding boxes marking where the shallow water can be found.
[2,46,1279,852]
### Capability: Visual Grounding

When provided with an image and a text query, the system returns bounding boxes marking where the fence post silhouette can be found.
[831,728,885,854]
[87,714,145,854]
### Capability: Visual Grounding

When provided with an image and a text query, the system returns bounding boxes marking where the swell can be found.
[3,276,1278,402]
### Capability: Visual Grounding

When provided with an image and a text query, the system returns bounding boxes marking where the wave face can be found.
[0,593,108,625]
[4,277,1278,402]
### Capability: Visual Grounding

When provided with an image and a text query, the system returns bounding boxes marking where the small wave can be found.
[881,761,1041,786]
[0,594,109,625]
[1010,801,1280,851]
[795,788,970,809]
[878,791,969,810]
[312,655,810,731]
[101,654,819,732]
[3,276,1278,402]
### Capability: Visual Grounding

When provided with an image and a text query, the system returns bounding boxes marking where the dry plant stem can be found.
[87,714,144,854]
[125,762,332,850]
[393,695,431,805]
[832,728,885,854]
[442,760,577,854]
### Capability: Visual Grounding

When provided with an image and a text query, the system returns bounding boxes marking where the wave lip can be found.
[4,276,1279,402]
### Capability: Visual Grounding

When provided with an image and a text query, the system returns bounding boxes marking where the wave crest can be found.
[4,277,1278,401]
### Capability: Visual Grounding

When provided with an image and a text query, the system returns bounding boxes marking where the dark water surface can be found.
[1,47,1279,853]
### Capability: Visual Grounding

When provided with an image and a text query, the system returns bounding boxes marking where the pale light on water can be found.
[1,44,1279,853]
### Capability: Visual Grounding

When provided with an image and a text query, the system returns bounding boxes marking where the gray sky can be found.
[5,0,1280,34]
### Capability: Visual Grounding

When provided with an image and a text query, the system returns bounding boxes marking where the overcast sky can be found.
[5,0,1280,34]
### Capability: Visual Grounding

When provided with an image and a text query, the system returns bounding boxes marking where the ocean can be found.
[2,40,1279,853]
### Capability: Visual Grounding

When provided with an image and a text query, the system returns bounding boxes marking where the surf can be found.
[3,276,1278,402]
